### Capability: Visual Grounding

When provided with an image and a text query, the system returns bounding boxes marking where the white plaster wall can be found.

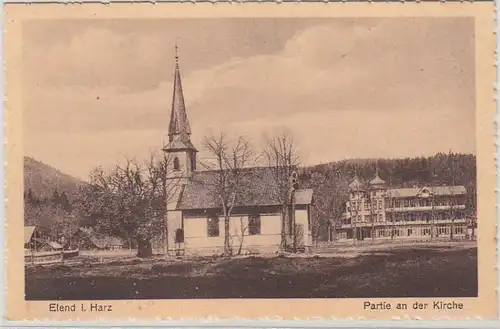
[184,213,282,254]
[295,209,312,246]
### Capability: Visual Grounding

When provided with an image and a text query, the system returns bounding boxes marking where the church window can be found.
[173,157,180,171]
[248,215,261,235]
[207,216,220,237]
[190,153,196,171]
[175,228,184,243]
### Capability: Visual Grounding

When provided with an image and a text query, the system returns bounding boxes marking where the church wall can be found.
[295,208,312,247]
[183,212,282,255]
[165,210,183,252]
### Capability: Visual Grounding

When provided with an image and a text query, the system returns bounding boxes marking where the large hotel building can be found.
[337,171,471,241]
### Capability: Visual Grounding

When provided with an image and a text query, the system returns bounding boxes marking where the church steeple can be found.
[163,45,198,177]
[168,44,192,144]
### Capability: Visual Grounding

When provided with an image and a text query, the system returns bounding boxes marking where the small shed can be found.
[68,228,124,251]
[34,239,63,252]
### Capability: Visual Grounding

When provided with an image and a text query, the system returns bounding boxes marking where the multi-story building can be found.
[337,171,468,241]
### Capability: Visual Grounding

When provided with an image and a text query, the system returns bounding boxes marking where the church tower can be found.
[162,45,198,179]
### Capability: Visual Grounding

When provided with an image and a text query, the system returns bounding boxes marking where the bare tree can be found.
[264,132,299,253]
[200,133,255,256]
[76,153,180,258]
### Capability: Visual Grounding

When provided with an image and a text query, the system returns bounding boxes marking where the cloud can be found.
[179,19,474,129]
[23,18,475,179]
[24,27,168,89]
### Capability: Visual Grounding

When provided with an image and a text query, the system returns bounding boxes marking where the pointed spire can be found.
[168,45,192,143]
[370,160,386,188]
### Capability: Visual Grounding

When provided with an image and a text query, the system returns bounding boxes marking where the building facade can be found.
[337,172,468,241]
[161,51,314,256]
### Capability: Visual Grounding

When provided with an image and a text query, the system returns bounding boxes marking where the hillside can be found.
[24,157,85,201]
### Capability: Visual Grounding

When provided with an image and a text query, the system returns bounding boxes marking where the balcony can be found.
[338,218,467,229]
[386,205,465,212]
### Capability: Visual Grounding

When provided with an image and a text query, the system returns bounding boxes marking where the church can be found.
[161,51,314,256]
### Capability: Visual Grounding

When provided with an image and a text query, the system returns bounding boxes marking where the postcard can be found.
[4,2,497,321]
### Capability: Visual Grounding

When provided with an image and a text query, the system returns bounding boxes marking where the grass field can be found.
[25,244,477,300]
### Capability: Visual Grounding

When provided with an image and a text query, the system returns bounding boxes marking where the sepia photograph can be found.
[4,2,496,321]
[21,15,479,301]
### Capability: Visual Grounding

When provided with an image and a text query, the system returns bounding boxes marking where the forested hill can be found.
[302,152,476,191]
[24,157,84,201]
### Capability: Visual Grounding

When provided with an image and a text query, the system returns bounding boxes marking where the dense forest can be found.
[24,152,477,243]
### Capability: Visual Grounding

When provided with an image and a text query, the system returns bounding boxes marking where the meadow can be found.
[25,243,477,300]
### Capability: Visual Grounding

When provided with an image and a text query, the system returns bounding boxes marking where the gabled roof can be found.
[388,185,467,198]
[177,167,314,210]
[74,227,124,248]
[24,226,36,244]
[348,175,365,191]
[47,241,63,250]
[295,189,314,205]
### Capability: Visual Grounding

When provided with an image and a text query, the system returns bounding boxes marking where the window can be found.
[378,214,383,221]
[173,157,180,171]
[364,202,369,210]
[190,153,196,171]
[378,200,382,210]
[175,228,184,243]
[248,215,261,235]
[207,216,220,237]
[408,228,413,236]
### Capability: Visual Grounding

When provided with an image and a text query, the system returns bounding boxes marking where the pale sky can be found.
[23,17,475,180]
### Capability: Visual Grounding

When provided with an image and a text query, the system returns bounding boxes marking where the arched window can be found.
[173,157,180,171]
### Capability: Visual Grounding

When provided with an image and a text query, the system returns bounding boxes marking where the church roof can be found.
[176,167,314,210]
[168,55,192,143]
[163,139,198,152]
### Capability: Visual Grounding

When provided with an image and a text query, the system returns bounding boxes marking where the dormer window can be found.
[173,157,180,171]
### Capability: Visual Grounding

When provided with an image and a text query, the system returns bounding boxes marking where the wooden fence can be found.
[24,250,79,266]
